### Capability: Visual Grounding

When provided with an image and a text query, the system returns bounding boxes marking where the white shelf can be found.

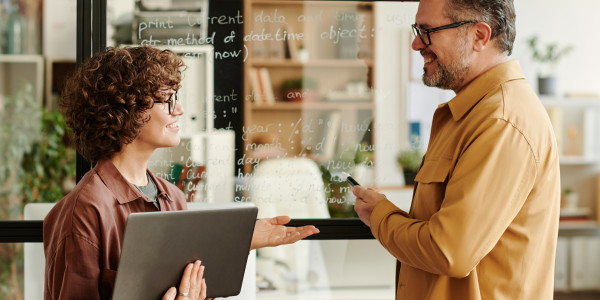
[326,91,373,102]
[0,54,44,63]
[0,54,44,104]
[257,287,394,300]
[560,156,600,165]
[559,221,599,231]
[540,96,600,108]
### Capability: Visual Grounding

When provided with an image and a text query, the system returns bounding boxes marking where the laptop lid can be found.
[112,203,258,300]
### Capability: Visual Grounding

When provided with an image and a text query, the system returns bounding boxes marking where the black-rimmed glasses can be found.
[154,91,178,114]
[411,21,477,46]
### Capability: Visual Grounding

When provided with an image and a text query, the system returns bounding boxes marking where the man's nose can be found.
[412,35,426,51]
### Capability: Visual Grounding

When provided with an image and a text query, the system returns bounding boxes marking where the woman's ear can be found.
[472,22,492,52]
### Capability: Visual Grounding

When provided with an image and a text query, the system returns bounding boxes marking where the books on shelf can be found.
[267,23,286,59]
[284,24,299,60]
[582,109,599,159]
[248,67,275,105]
[560,206,592,224]
[259,68,275,104]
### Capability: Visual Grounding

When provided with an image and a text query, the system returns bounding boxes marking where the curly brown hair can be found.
[61,46,185,162]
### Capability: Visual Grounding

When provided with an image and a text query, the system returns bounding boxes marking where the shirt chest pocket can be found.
[412,158,453,217]
[414,157,452,184]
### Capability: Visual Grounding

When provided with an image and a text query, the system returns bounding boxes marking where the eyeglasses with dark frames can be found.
[412,21,477,46]
[154,91,178,114]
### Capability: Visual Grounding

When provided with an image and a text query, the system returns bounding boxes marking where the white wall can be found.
[373,2,419,186]
[513,1,600,97]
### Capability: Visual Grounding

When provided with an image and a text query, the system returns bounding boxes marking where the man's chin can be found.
[422,73,439,88]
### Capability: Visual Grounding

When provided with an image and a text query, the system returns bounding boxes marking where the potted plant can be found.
[0,85,75,298]
[526,36,574,95]
[562,188,579,211]
[281,78,319,102]
[396,146,424,186]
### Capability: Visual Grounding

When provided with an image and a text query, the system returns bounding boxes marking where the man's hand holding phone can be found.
[345,172,388,227]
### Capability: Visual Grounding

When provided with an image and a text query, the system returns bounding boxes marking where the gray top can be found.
[134,172,159,209]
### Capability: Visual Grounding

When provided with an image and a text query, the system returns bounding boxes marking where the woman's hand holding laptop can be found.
[163,260,214,300]
[250,216,320,250]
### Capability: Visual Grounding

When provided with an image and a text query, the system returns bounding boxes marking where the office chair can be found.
[249,157,330,292]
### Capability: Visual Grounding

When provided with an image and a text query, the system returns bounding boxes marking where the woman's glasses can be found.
[154,91,178,114]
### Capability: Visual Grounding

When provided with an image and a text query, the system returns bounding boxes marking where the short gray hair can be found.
[445,0,516,55]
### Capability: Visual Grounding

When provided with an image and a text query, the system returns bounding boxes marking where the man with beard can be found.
[351,0,561,299]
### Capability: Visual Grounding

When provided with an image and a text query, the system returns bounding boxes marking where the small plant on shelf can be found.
[396,137,424,185]
[526,35,574,95]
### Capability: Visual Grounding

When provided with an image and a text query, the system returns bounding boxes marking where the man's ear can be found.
[472,22,492,52]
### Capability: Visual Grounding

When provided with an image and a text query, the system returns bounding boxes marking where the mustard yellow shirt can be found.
[371,60,560,300]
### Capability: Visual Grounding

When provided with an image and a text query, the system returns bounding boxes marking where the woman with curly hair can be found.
[43,46,319,300]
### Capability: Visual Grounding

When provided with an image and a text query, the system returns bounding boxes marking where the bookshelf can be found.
[44,59,76,110]
[242,0,377,174]
[248,101,373,111]
[0,54,44,105]
[541,96,600,224]
[542,96,600,295]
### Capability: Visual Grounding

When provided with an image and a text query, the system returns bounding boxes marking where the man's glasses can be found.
[411,21,477,46]
[154,91,178,114]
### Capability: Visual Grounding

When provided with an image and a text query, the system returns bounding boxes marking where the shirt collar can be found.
[447,60,525,121]
[94,159,173,205]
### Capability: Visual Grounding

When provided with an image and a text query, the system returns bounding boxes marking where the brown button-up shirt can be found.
[371,61,560,300]
[43,159,187,300]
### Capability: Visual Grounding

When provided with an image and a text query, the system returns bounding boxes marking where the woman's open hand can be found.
[250,216,320,250]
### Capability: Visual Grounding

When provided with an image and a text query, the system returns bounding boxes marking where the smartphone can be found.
[342,172,361,187]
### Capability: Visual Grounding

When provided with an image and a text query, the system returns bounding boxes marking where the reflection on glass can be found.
[107,0,419,221]
[105,1,423,297]
[105,0,416,297]
[242,1,414,221]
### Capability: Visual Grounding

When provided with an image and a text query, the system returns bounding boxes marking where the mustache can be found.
[420,50,436,58]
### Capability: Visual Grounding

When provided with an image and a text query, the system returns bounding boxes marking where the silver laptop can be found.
[112,203,258,300]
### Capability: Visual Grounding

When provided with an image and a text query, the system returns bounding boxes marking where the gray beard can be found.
[422,60,470,91]
[422,41,471,91]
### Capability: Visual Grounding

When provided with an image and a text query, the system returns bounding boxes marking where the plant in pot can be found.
[352,142,374,186]
[562,188,580,212]
[396,137,424,186]
[0,85,76,298]
[281,77,319,102]
[526,35,574,96]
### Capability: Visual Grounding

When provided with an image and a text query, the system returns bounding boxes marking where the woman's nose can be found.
[173,101,184,115]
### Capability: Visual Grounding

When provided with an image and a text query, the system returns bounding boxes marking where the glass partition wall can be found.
[0,0,76,298]
[3,0,600,299]
[107,0,420,217]
[106,0,420,298]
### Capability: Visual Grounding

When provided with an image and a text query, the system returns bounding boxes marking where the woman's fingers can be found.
[177,262,194,299]
[188,260,201,297]
[200,278,207,299]
[162,286,177,300]
[167,260,207,300]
